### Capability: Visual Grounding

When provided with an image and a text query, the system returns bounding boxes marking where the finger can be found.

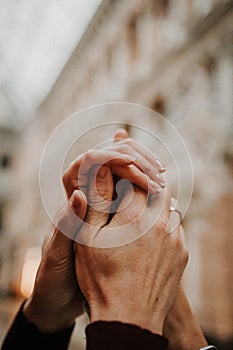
[147,185,171,227]
[63,150,136,198]
[166,199,188,263]
[114,128,129,142]
[106,142,166,187]
[85,165,114,228]
[51,190,87,249]
[112,138,166,173]
[111,164,163,194]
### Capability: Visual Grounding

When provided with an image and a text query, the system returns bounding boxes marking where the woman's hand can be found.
[163,280,207,349]
[63,129,166,199]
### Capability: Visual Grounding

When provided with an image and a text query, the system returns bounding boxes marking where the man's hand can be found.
[75,172,189,335]
[23,190,87,333]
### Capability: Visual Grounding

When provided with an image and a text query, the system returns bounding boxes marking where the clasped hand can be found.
[23,129,189,343]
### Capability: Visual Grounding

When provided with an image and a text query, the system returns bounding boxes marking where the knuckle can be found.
[118,138,134,149]
[156,220,167,236]
[143,164,152,174]
[44,249,59,268]
[45,246,68,269]
[125,138,134,146]
[134,171,146,183]
[173,234,183,250]
[118,144,131,154]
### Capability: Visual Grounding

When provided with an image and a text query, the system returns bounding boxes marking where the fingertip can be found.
[70,190,87,210]
[114,128,128,142]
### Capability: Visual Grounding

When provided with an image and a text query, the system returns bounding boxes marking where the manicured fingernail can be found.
[122,155,136,161]
[98,166,107,178]
[156,173,166,186]
[149,180,163,193]
[156,160,166,172]
[70,193,80,209]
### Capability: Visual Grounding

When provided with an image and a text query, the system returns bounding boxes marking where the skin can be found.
[24,130,166,332]
[164,286,208,350]
[63,134,166,199]
[115,130,208,348]
[75,170,189,335]
[24,128,208,349]
[23,190,87,333]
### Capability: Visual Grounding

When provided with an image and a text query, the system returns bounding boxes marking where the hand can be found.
[115,130,206,344]
[24,128,166,333]
[23,190,87,333]
[63,129,166,199]
[74,167,189,335]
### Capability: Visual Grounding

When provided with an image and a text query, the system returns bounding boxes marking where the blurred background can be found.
[0,0,232,349]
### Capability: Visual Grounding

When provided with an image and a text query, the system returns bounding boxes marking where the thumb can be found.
[42,190,87,259]
[52,190,87,244]
[85,165,114,228]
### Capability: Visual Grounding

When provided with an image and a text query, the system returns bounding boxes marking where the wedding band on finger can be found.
[169,206,182,223]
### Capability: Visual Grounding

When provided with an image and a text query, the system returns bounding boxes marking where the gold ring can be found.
[169,206,182,223]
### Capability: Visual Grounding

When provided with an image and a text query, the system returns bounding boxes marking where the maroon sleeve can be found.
[85,321,168,350]
[1,302,74,350]
[1,303,168,350]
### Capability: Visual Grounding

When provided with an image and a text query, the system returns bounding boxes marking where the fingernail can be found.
[70,193,80,209]
[122,155,136,162]
[149,180,163,193]
[98,166,107,178]
[156,173,166,186]
[156,160,166,172]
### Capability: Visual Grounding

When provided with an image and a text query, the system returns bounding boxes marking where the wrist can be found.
[23,294,76,333]
[89,300,165,335]
[167,316,207,350]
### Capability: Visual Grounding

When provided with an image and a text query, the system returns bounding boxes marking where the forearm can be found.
[1,302,168,350]
[23,293,78,333]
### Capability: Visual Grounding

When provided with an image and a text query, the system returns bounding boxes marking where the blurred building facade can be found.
[0,0,232,349]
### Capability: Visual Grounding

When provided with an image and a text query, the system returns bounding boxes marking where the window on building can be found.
[0,205,3,233]
[151,0,170,17]
[127,14,139,61]
[0,154,11,169]
[201,54,216,76]
[151,95,167,115]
